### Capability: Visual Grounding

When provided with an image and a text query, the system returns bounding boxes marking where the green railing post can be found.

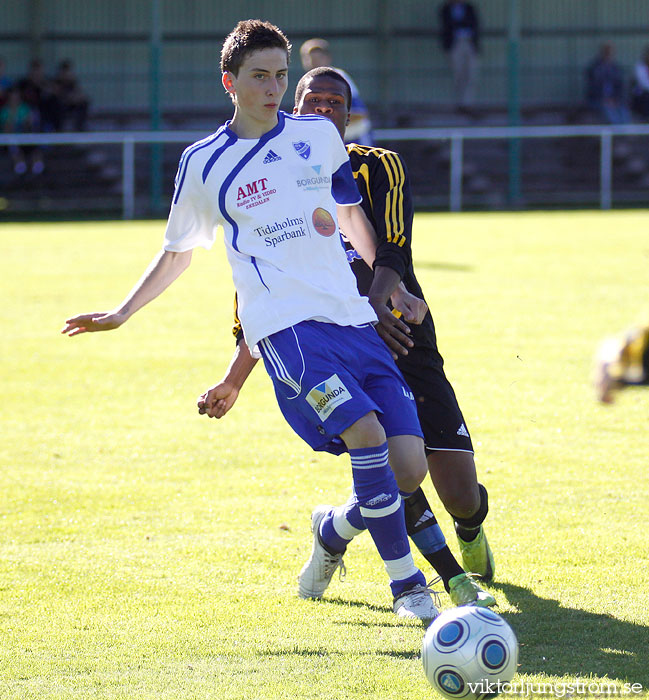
[149,0,163,216]
[507,0,522,205]
[377,0,392,126]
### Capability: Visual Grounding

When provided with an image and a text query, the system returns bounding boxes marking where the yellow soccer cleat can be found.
[457,525,495,583]
[448,572,496,607]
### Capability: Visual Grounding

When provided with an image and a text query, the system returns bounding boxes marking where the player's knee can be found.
[443,484,480,519]
[341,412,386,450]
[387,435,428,493]
[427,451,481,517]
[395,461,428,493]
[451,483,489,526]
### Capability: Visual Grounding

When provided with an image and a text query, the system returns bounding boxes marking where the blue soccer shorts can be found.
[258,320,424,455]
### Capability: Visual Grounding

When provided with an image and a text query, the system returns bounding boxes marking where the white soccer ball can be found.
[422,606,518,699]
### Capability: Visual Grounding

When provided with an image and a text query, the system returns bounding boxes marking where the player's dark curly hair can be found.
[220,19,291,76]
[294,67,352,111]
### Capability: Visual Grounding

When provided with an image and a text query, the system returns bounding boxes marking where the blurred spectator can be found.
[0,56,12,109]
[439,0,480,115]
[54,59,90,131]
[17,58,63,132]
[299,38,373,145]
[631,45,649,120]
[585,43,630,124]
[0,86,44,175]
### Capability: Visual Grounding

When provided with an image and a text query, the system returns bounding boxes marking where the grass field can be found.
[2,211,648,700]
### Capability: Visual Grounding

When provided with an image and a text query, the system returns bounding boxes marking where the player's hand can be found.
[197,381,240,419]
[390,287,428,324]
[61,311,127,336]
[369,298,414,360]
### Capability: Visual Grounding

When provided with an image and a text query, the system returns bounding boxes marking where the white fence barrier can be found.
[2,123,649,218]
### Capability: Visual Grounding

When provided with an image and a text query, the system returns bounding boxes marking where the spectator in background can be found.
[631,45,649,120]
[0,56,12,109]
[54,59,90,131]
[439,0,480,115]
[585,43,630,124]
[17,58,63,132]
[0,86,44,175]
[299,38,373,145]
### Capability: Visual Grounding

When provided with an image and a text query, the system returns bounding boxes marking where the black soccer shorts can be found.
[399,363,474,454]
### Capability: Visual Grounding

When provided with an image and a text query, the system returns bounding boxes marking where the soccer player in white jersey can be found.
[200,68,495,609]
[61,20,437,622]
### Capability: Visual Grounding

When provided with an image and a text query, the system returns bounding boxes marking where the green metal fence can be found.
[1,0,648,120]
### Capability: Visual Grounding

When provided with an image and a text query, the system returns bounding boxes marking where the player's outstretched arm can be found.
[61,249,192,336]
[337,204,415,358]
[197,339,258,419]
[336,203,377,268]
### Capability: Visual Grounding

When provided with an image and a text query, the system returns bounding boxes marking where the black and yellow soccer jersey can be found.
[233,144,444,372]
[609,320,649,385]
[346,143,444,371]
[233,291,242,342]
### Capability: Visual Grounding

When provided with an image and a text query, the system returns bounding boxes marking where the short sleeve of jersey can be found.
[163,154,218,252]
[333,160,362,205]
[325,120,361,206]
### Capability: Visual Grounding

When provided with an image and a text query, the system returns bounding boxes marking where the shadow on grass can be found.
[321,596,393,615]
[494,582,647,685]
[414,260,474,273]
[258,648,419,660]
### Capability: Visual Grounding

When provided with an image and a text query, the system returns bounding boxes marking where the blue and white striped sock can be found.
[349,443,425,597]
[319,494,365,553]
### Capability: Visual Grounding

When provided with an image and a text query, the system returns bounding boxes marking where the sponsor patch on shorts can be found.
[306,374,352,421]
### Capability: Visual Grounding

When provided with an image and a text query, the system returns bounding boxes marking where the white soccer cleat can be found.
[393,583,440,624]
[298,505,346,599]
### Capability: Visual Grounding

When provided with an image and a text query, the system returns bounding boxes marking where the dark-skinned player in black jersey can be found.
[198,67,496,611]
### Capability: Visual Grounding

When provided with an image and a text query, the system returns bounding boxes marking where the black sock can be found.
[403,487,464,590]
[454,483,489,543]
[455,524,480,542]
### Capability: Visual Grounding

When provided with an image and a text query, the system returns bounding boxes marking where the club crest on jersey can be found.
[306,374,351,420]
[293,141,311,160]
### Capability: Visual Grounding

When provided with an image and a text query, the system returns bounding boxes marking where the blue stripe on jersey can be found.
[250,256,270,292]
[173,128,227,204]
[218,112,286,278]
[283,113,329,124]
[332,159,362,205]
[202,131,237,184]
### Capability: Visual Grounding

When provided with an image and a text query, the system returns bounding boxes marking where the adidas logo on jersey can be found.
[457,423,469,437]
[262,150,282,164]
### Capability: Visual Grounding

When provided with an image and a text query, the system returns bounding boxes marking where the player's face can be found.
[223,47,288,127]
[294,75,350,140]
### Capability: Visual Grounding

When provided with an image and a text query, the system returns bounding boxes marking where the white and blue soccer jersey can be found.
[164,111,376,350]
